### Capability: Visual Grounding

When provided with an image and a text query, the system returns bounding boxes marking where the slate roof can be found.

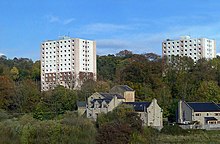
[117,85,134,91]
[99,93,124,99]
[91,99,111,104]
[187,102,220,112]
[123,102,151,112]
[77,101,86,107]
[91,99,111,108]
[205,117,218,123]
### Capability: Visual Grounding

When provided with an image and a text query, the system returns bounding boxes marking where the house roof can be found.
[92,99,111,104]
[77,101,86,107]
[117,85,134,91]
[205,117,218,122]
[99,93,124,99]
[187,102,220,112]
[123,102,151,112]
[110,85,134,93]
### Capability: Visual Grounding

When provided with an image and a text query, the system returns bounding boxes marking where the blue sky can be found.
[1,0,220,60]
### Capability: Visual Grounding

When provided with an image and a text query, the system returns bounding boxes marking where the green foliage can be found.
[130,127,159,144]
[194,81,220,102]
[0,109,11,121]
[96,121,132,144]
[96,104,143,143]
[10,66,19,81]
[161,124,188,136]
[0,113,96,144]
[0,119,21,144]
[0,76,16,111]
[33,86,78,120]
[15,79,40,113]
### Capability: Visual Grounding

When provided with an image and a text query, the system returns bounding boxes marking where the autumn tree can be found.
[0,76,16,111]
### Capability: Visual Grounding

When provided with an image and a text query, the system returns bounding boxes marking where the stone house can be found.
[86,92,125,120]
[124,98,163,129]
[83,85,163,129]
[178,100,220,129]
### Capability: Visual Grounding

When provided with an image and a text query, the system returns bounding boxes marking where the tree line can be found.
[1,50,220,143]
[1,50,220,120]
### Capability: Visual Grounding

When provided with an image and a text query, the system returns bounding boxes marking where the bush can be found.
[161,124,188,136]
[0,112,97,144]
[0,109,11,121]
[96,121,132,144]
[0,119,21,143]
[130,127,159,144]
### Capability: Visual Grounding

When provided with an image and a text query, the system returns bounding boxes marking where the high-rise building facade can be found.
[162,36,216,62]
[41,36,96,91]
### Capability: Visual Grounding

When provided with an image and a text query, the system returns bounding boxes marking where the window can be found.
[215,113,220,116]
[195,113,201,116]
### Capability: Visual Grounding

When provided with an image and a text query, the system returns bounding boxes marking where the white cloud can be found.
[0,52,4,56]
[96,38,157,56]
[78,23,133,35]
[46,15,60,23]
[63,18,75,25]
[45,15,75,25]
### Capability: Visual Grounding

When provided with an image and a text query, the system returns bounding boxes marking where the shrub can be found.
[161,124,188,135]
[96,121,132,144]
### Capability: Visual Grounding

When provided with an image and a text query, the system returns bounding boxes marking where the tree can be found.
[193,81,220,102]
[15,79,40,113]
[0,76,16,111]
[96,121,132,144]
[33,86,78,120]
[31,61,40,81]
[116,50,133,57]
[10,66,19,81]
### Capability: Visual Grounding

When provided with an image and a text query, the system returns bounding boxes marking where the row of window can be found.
[43,62,91,69]
[42,68,72,72]
[43,72,73,77]
[164,44,201,49]
[42,80,73,90]
[167,54,198,60]
[42,67,91,72]
[45,76,73,81]
[165,52,201,56]
[42,54,90,60]
[43,63,74,68]
[42,44,90,51]
[43,49,72,54]
[195,113,220,116]
[164,48,201,52]
[164,39,213,45]
[43,40,74,46]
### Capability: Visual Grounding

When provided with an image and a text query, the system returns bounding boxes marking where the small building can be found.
[110,85,135,102]
[124,98,163,129]
[178,100,220,129]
